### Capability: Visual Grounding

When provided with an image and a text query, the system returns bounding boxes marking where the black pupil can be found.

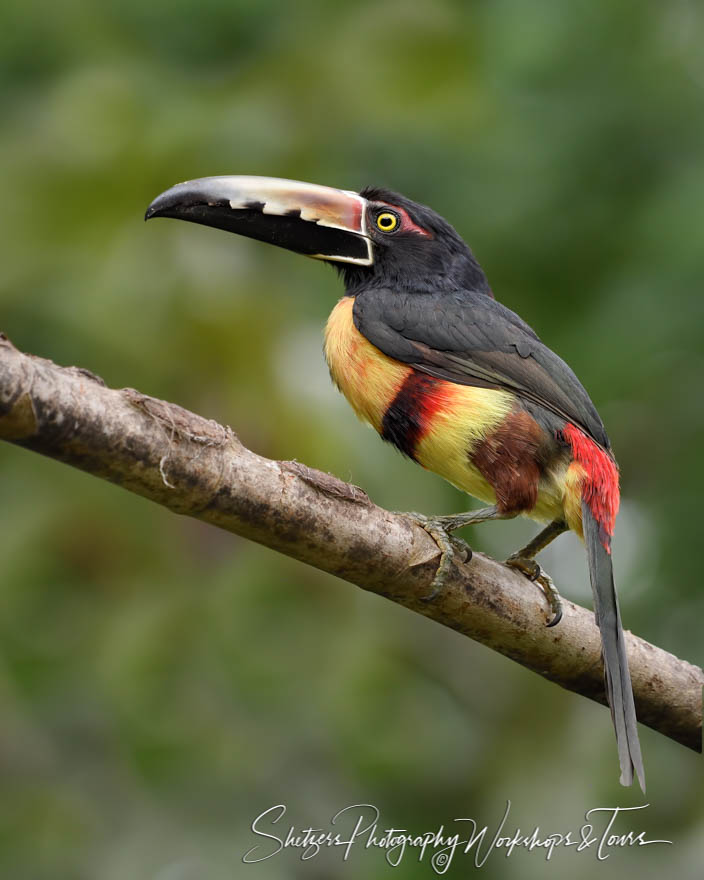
[380,215,394,228]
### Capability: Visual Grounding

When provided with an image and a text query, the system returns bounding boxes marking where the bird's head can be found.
[145,176,490,294]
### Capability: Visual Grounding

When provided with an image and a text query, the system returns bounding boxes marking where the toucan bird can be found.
[146,175,645,791]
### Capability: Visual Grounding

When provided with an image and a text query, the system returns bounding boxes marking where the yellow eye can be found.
[375,211,399,232]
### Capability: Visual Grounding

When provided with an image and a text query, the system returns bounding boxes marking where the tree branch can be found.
[1,333,701,752]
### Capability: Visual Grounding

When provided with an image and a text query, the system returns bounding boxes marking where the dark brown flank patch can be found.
[470,408,545,514]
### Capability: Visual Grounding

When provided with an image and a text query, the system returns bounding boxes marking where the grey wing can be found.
[353,287,610,450]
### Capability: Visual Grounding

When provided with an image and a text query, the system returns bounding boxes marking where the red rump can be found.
[563,423,620,552]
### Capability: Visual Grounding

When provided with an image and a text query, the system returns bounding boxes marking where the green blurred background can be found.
[1,0,703,877]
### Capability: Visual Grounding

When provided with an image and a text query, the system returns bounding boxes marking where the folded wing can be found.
[353,287,610,451]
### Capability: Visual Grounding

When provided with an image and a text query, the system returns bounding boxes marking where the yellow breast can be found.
[323,296,507,500]
[324,296,410,432]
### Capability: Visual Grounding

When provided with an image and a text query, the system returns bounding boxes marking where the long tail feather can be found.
[582,498,645,792]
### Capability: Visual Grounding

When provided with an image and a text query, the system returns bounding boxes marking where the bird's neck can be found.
[339,254,493,298]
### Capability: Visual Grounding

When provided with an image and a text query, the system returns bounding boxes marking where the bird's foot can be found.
[505,553,563,627]
[400,512,472,601]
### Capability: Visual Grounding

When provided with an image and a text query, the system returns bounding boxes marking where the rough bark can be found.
[0,333,701,752]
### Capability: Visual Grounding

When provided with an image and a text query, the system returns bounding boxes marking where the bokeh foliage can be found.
[1,1,703,877]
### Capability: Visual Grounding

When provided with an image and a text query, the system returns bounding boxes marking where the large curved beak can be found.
[145,176,373,266]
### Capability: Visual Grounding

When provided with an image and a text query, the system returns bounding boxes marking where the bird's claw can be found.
[401,512,472,601]
[505,554,563,627]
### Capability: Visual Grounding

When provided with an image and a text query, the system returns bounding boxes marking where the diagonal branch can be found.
[0,333,701,752]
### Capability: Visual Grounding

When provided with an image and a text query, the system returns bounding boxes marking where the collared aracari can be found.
[146,175,645,791]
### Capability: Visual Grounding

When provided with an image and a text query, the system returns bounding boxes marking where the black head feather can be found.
[339,186,492,296]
